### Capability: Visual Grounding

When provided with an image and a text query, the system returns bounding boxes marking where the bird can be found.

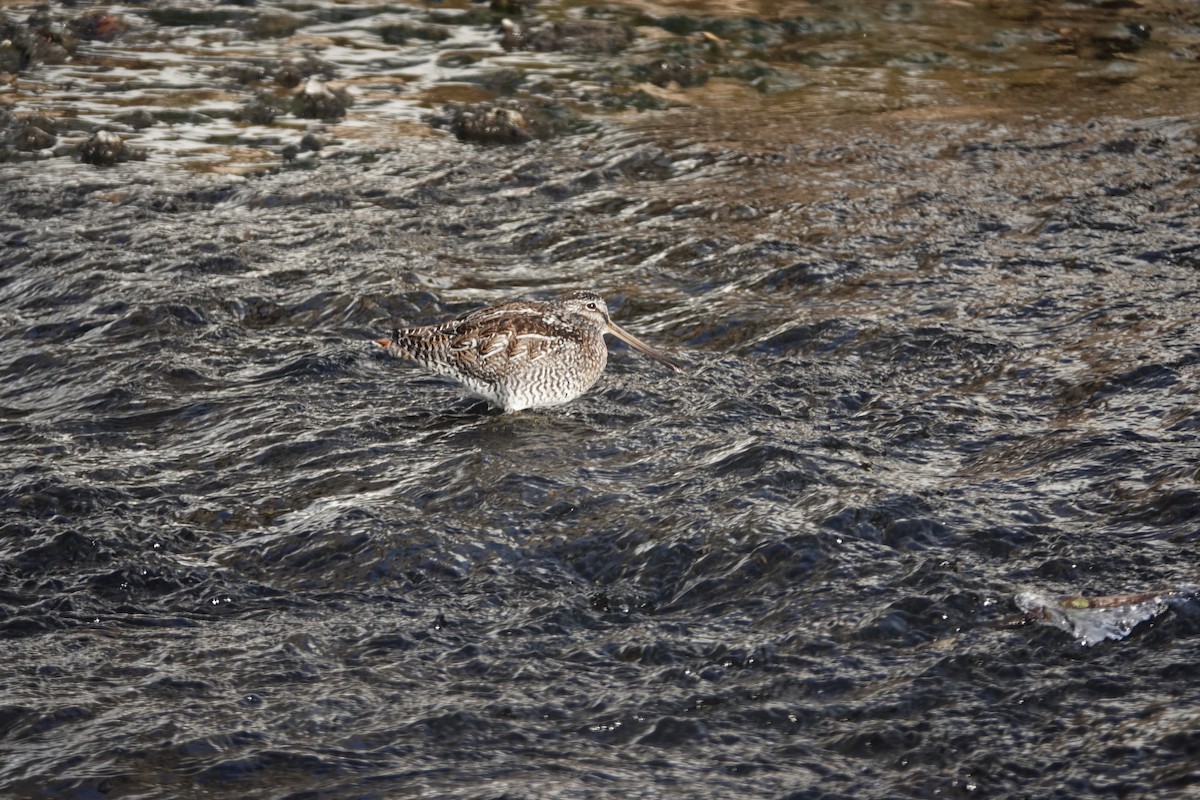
[375,290,682,412]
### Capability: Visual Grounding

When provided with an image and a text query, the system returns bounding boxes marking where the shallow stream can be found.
[2,1,1200,797]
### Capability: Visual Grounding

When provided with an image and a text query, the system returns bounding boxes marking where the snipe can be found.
[376,290,681,411]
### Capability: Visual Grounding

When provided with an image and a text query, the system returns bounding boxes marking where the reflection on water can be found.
[3,0,1197,169]
[2,1,1200,799]
[1015,588,1198,646]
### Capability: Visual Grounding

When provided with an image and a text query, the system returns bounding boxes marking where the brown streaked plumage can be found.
[376,290,681,411]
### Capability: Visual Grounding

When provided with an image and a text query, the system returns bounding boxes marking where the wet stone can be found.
[232,99,278,126]
[223,64,269,85]
[444,104,531,145]
[71,11,126,42]
[0,14,77,72]
[472,67,527,96]
[275,63,304,89]
[597,89,669,112]
[0,42,24,74]
[273,57,336,89]
[77,130,145,167]
[491,0,536,16]
[431,98,581,144]
[112,109,157,130]
[146,7,242,28]
[656,14,790,50]
[637,57,711,88]
[499,18,526,52]
[722,61,803,93]
[291,77,351,121]
[1,108,59,159]
[282,134,324,164]
[25,11,80,59]
[1087,22,1154,59]
[525,19,635,53]
[20,113,59,134]
[12,123,55,151]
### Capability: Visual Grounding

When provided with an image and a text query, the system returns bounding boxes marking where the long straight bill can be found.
[605,321,683,372]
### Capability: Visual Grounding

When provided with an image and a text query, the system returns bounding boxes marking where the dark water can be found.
[3,1,1200,798]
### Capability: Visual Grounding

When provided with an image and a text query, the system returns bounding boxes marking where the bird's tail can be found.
[376,327,403,353]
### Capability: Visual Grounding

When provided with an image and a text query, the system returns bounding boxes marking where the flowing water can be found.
[2,1,1200,798]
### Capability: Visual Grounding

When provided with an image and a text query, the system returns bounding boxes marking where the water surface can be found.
[2,1,1199,798]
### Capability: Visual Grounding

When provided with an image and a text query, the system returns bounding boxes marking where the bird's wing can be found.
[444,312,564,380]
[389,305,568,385]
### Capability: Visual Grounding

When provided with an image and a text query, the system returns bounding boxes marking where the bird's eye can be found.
[586,302,597,310]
